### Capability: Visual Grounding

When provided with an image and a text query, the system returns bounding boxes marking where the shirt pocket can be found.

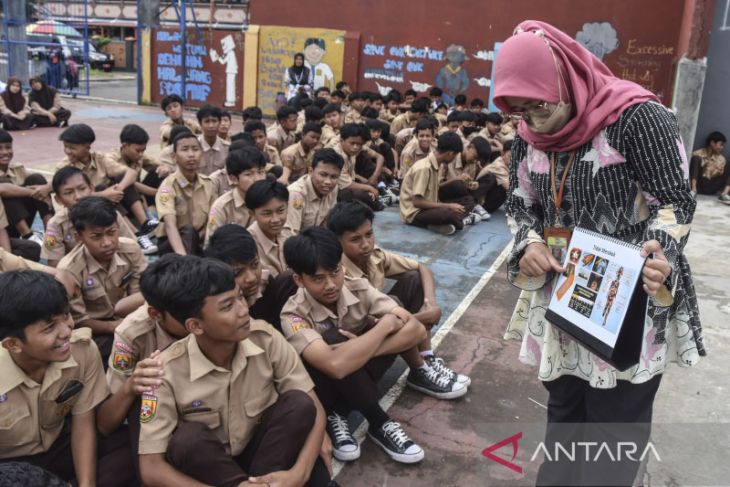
[181,410,221,430]
[0,402,33,448]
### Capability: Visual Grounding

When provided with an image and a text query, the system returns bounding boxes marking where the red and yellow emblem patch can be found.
[292,192,305,210]
[112,350,133,372]
[140,394,158,423]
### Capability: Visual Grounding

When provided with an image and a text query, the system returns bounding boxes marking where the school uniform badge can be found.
[292,192,305,210]
[140,394,158,423]
[289,315,312,333]
[43,235,58,250]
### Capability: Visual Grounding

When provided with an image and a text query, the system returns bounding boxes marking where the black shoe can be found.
[406,364,467,399]
[367,420,424,464]
[425,355,471,386]
[326,412,360,461]
[136,218,159,237]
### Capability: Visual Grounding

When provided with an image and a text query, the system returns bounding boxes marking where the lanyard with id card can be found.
[544,152,576,264]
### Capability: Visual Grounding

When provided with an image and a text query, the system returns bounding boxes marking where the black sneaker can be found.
[367,420,424,464]
[136,218,159,237]
[136,235,158,255]
[406,364,467,399]
[326,412,360,461]
[425,355,472,387]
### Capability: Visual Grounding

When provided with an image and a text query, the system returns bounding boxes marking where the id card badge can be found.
[544,226,572,264]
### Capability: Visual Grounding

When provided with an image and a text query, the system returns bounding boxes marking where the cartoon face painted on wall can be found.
[304,38,326,65]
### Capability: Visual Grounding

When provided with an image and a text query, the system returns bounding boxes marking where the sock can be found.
[419,350,434,358]
[362,403,389,430]
[418,362,430,372]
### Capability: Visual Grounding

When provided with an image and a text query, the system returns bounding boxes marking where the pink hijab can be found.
[492,20,659,152]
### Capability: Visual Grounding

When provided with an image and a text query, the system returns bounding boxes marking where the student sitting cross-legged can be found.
[137,257,334,487]
[245,178,293,279]
[326,200,470,387]
[280,228,467,465]
[0,270,136,486]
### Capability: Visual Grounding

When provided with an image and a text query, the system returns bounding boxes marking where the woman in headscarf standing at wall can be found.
[284,52,313,101]
[494,21,703,486]
[28,76,72,128]
[0,77,33,131]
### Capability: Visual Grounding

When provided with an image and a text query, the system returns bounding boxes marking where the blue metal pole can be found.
[136,0,142,104]
[180,0,187,102]
[83,0,90,96]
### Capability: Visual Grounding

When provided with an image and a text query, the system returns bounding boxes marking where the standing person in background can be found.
[0,77,33,131]
[28,77,71,128]
[495,21,701,487]
[285,52,313,101]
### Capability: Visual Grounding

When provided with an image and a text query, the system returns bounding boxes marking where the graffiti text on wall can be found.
[362,43,444,85]
[155,31,212,102]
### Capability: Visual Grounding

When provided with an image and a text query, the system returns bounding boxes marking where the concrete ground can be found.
[15,98,730,486]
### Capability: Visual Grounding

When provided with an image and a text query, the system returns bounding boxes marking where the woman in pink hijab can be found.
[495,21,702,486]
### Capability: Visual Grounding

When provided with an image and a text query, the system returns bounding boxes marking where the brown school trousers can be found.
[249,270,299,331]
[157,225,202,256]
[411,180,476,230]
[690,155,730,195]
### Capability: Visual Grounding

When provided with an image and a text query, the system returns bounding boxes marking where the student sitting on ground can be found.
[343,92,367,125]
[478,112,506,153]
[390,97,429,136]
[137,257,333,487]
[0,245,78,298]
[245,120,283,171]
[156,131,216,256]
[106,124,169,230]
[470,98,486,114]
[219,109,232,141]
[280,121,322,184]
[380,92,400,124]
[205,145,266,247]
[157,125,190,169]
[281,228,467,465]
[0,77,33,131]
[365,119,398,183]
[246,178,292,279]
[28,77,72,127]
[334,123,387,210]
[690,131,730,204]
[400,119,436,177]
[321,103,343,147]
[400,132,479,235]
[442,136,492,220]
[0,129,52,243]
[43,167,141,266]
[58,196,147,360]
[267,105,298,153]
[158,94,201,148]
[475,138,510,213]
[327,200,470,386]
[285,148,342,236]
[197,104,230,176]
[0,270,136,486]
[0,198,40,260]
[207,136,254,196]
[242,105,263,123]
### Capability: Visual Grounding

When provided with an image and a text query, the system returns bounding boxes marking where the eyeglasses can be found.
[508,101,551,121]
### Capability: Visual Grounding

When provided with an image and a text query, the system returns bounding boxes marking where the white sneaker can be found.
[28,231,45,247]
[462,213,480,226]
[473,204,491,221]
[137,235,158,255]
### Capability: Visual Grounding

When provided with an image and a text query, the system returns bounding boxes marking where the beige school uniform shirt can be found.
[158,145,176,169]
[444,153,479,182]
[247,221,290,278]
[156,170,216,238]
[280,142,316,184]
[205,189,251,247]
[106,304,179,394]
[390,113,417,137]
[199,135,230,176]
[341,248,419,292]
[0,328,109,458]
[56,152,128,188]
[284,174,338,235]
[42,207,135,262]
[208,168,232,197]
[320,125,340,148]
[477,156,510,190]
[105,148,159,175]
[0,247,47,272]
[0,162,29,185]
[0,199,8,229]
[400,137,433,176]
[266,124,296,153]
[280,277,399,355]
[58,237,147,324]
[399,153,441,224]
[159,118,202,149]
[343,109,364,125]
[137,322,314,456]
[332,143,380,190]
[379,109,396,124]
[262,144,283,171]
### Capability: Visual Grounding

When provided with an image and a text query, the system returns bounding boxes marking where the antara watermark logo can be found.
[481,432,661,474]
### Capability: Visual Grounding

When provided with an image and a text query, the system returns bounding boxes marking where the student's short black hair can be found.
[330,90,346,100]
[120,124,150,145]
[326,200,374,236]
[502,139,513,152]
[368,92,383,103]
[161,257,236,324]
[349,92,367,102]
[244,120,267,134]
[313,97,328,110]
[437,132,464,154]
[245,178,289,210]
[404,89,417,98]
[340,123,366,141]
[312,147,345,171]
[59,123,95,144]
[196,104,222,122]
[454,94,467,105]
[485,112,504,125]
[284,226,342,275]
[361,107,379,119]
[301,121,322,135]
[415,118,435,135]
[314,87,330,97]
[446,111,461,123]
[172,131,200,152]
[276,105,298,122]
[429,87,443,97]
[205,224,258,266]
[226,146,266,176]
[242,106,263,121]
[707,131,727,144]
[476,112,488,128]
[435,103,448,112]
[458,111,478,123]
[0,461,68,486]
[335,81,349,91]
[322,103,341,116]
[470,137,492,163]
[229,132,255,150]
[386,90,402,103]
[69,196,117,232]
[140,254,194,314]
[299,97,313,109]
[0,129,12,144]
[410,98,430,114]
[220,110,231,121]
[52,166,91,194]
[161,94,184,111]
[304,106,323,123]
[0,271,69,340]
[470,98,485,108]
[169,125,193,145]
[366,119,386,132]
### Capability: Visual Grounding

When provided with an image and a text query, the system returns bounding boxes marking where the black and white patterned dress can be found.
[503,101,705,389]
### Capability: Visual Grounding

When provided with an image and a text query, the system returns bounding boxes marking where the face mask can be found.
[526,101,572,134]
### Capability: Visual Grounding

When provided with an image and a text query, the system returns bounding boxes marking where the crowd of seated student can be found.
[0,77,72,130]
[0,81,532,485]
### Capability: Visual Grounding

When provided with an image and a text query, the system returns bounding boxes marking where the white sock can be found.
[419,350,434,358]
[418,362,431,372]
